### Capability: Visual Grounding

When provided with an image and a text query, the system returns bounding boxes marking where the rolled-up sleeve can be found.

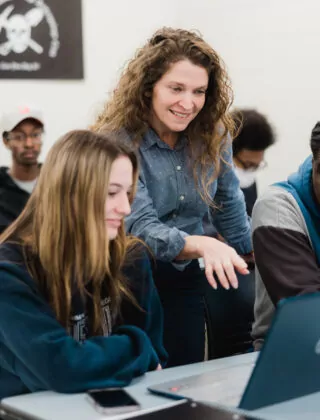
[211,141,252,255]
[126,174,189,263]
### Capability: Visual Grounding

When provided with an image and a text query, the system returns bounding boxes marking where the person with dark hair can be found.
[93,27,252,367]
[232,109,275,216]
[0,130,167,400]
[0,105,44,233]
[202,108,273,357]
[252,122,320,350]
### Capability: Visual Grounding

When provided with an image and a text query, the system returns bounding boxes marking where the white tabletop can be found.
[2,352,320,420]
[0,353,255,420]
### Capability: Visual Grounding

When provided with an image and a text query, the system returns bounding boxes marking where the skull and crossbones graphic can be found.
[0,4,44,56]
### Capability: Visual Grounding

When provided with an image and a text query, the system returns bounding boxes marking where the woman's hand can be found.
[155,364,162,371]
[183,236,249,290]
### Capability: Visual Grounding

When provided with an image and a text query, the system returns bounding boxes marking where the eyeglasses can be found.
[235,156,267,172]
[6,131,43,144]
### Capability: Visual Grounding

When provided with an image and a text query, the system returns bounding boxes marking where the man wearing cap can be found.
[0,106,44,233]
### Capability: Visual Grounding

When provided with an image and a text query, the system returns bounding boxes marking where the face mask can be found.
[234,167,257,189]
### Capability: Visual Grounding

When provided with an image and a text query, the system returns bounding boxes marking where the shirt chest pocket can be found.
[142,153,181,218]
[151,172,180,218]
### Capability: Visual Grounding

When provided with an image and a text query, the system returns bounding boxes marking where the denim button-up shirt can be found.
[126,129,252,265]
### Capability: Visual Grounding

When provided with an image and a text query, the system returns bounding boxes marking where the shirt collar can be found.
[140,128,188,151]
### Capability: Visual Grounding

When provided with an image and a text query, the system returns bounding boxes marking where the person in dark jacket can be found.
[232,109,276,216]
[0,105,44,233]
[0,130,167,400]
[202,108,275,358]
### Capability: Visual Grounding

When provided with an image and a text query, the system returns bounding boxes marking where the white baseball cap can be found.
[1,105,44,134]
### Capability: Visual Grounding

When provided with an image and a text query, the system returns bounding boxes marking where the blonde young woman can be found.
[0,130,167,400]
[93,28,253,367]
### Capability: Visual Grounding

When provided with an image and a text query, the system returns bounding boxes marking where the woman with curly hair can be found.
[93,27,252,367]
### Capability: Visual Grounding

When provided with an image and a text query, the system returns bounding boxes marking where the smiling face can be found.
[105,155,133,240]
[150,59,209,141]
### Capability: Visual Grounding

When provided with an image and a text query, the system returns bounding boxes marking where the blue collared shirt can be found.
[126,129,252,266]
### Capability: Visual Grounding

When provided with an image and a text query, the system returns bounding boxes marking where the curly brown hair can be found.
[92,27,235,204]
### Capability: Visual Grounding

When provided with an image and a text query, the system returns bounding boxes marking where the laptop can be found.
[149,292,320,410]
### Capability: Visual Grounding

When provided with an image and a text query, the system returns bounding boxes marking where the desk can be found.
[1,352,319,420]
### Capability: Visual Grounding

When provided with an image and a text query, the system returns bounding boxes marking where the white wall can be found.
[175,0,320,193]
[1,0,320,194]
[0,0,177,164]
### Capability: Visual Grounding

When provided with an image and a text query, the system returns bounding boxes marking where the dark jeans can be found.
[152,260,207,368]
[153,261,255,366]
[204,270,255,359]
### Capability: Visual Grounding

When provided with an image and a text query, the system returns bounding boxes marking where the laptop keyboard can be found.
[164,362,255,407]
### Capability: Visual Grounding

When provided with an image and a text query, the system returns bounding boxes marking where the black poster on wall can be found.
[0,0,83,79]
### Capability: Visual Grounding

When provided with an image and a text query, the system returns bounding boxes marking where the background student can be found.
[232,109,275,216]
[201,109,275,358]
[0,105,44,233]
[203,108,275,236]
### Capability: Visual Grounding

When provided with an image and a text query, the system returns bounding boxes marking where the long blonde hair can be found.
[0,130,140,333]
[92,27,235,204]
